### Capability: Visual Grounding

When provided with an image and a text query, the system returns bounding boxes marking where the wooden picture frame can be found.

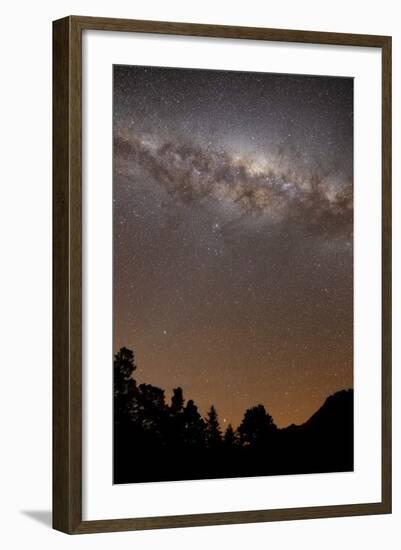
[53,15,392,534]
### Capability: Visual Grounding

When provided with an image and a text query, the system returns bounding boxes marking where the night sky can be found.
[113,65,353,429]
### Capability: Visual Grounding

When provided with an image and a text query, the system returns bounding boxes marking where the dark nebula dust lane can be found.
[113,65,353,429]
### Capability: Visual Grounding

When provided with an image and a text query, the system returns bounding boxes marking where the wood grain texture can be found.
[52,16,82,534]
[52,15,392,534]
[70,15,389,47]
[381,36,392,514]
[75,502,388,534]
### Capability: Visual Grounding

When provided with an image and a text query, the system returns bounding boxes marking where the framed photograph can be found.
[53,16,392,534]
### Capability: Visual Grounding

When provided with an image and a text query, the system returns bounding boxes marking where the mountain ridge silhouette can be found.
[113,346,354,484]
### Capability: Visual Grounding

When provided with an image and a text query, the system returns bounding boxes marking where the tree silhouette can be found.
[137,383,167,440]
[238,404,277,447]
[183,399,205,447]
[224,423,237,447]
[170,387,184,414]
[205,405,222,447]
[114,347,138,425]
[167,386,186,447]
[113,346,354,484]
[113,346,137,397]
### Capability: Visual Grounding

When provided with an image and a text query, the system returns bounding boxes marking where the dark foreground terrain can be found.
[114,347,353,484]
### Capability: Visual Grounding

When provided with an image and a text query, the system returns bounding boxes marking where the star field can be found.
[113,65,353,428]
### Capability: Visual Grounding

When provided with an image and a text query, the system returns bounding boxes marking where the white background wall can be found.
[0,0,399,547]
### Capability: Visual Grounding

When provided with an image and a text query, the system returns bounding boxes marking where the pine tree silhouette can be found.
[113,347,138,425]
[238,404,276,447]
[113,346,137,397]
[183,399,205,447]
[170,387,184,414]
[205,405,222,448]
[224,423,237,447]
[113,346,354,483]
